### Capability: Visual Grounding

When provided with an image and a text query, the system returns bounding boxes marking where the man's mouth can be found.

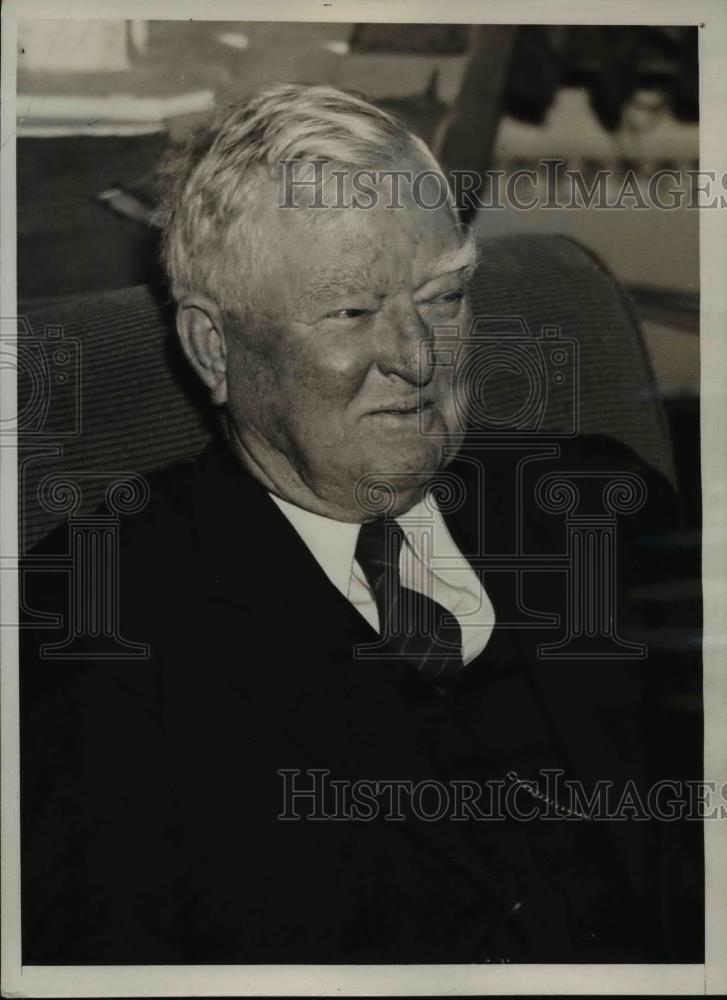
[372,400,434,416]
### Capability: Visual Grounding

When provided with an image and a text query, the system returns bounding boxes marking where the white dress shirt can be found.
[270,492,495,665]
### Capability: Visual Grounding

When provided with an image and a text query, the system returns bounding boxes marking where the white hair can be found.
[156,82,456,315]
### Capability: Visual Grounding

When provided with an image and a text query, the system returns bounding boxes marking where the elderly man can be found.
[21,84,698,964]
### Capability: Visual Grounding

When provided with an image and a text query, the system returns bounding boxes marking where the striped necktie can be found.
[355,517,465,683]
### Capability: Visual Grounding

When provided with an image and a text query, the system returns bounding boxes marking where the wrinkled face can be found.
[222,175,472,519]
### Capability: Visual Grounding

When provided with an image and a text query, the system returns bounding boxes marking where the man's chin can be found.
[348,440,455,518]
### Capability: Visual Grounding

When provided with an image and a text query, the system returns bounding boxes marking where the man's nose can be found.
[374,301,434,386]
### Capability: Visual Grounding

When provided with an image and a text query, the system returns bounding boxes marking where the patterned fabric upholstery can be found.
[468,234,673,473]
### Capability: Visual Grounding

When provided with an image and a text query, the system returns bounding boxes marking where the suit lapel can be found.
[190,439,376,634]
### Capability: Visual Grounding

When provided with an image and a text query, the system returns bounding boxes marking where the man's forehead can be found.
[271,201,473,283]
[295,234,476,281]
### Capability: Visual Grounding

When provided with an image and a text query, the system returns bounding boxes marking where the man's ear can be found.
[176,296,229,405]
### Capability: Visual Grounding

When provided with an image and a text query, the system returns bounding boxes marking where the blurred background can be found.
[16,18,701,513]
[17,20,699,377]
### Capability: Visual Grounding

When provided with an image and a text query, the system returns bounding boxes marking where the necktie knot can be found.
[355,518,404,591]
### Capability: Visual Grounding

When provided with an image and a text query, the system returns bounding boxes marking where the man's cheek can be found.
[287,363,362,409]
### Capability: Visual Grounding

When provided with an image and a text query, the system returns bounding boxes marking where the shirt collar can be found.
[269,491,449,596]
[396,494,451,559]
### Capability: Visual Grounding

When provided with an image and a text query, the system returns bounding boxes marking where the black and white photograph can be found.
[1,1,725,996]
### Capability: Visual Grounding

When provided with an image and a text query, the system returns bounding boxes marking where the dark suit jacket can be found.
[20,433,703,964]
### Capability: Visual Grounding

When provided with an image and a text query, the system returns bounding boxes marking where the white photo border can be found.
[1,1,724,995]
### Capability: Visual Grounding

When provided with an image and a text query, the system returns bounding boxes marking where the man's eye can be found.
[325,308,370,319]
[432,290,464,304]
[417,290,465,312]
